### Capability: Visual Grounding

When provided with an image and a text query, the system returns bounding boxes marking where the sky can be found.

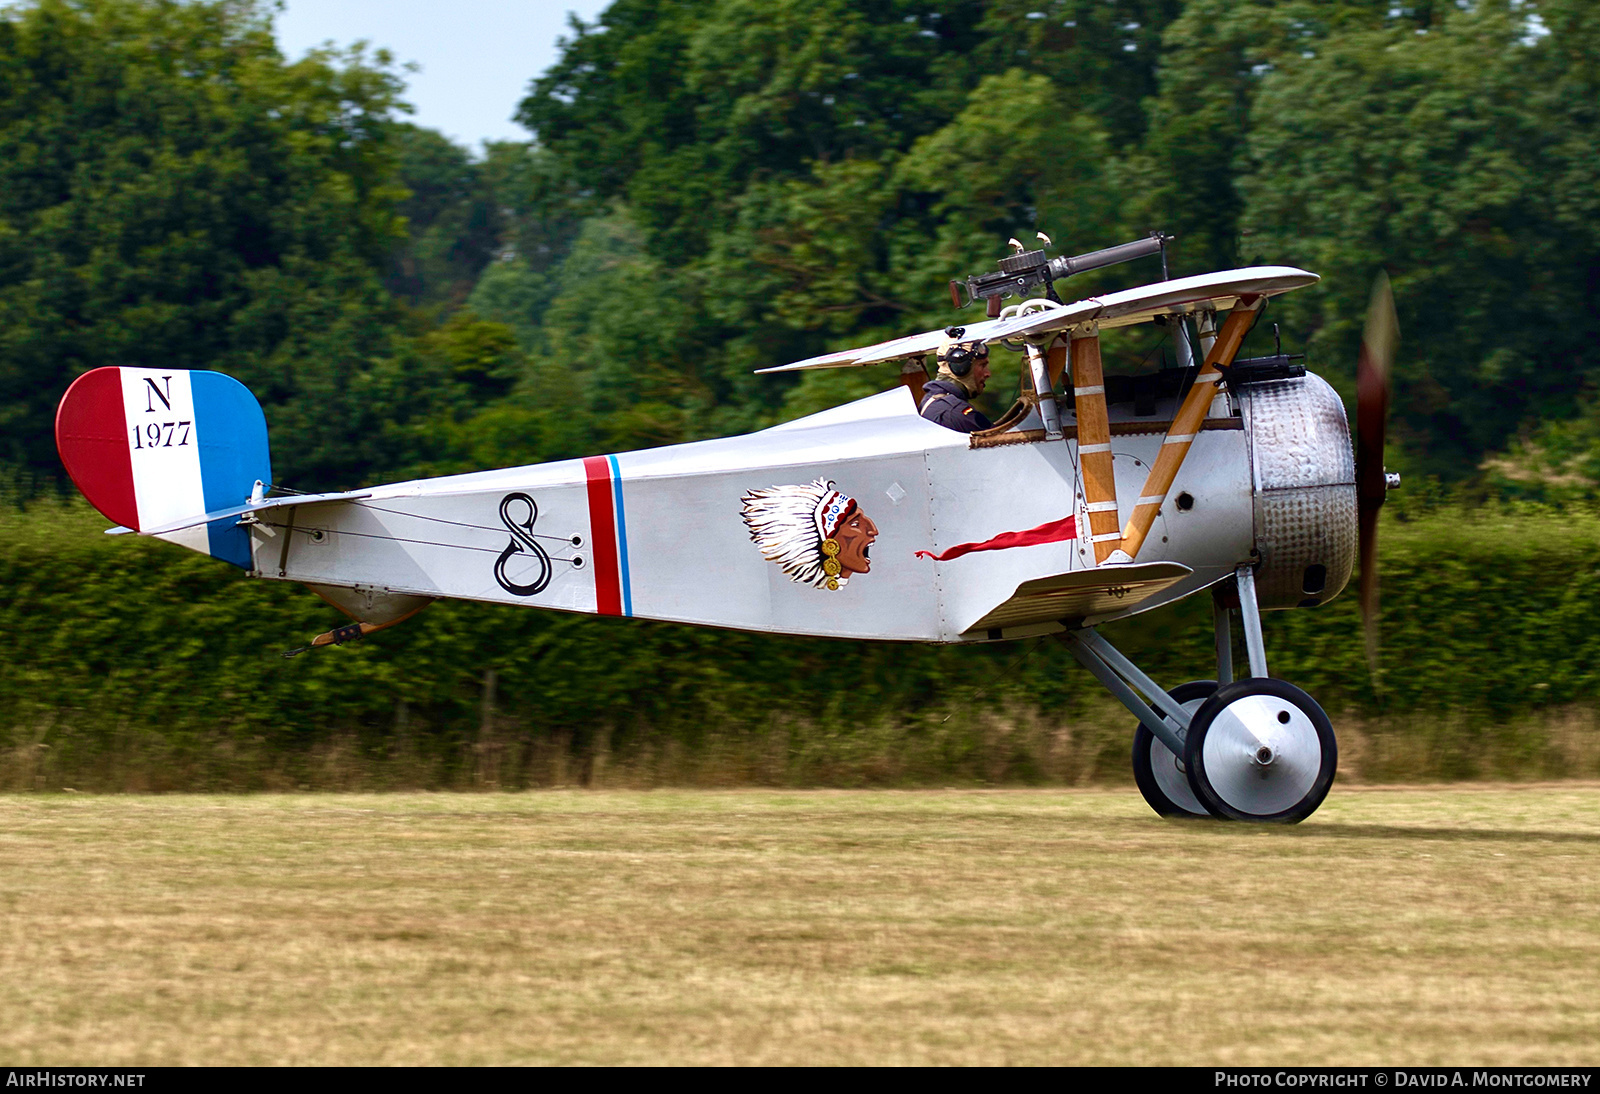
[273,0,613,151]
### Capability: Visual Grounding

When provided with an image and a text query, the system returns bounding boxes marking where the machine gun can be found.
[950,232,1173,317]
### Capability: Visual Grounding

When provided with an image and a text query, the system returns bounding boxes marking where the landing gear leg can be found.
[1212,586,1233,685]
[1235,564,1269,679]
[1058,629,1211,819]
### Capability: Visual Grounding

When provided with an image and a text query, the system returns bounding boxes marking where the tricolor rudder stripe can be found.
[55,367,271,569]
[581,455,633,617]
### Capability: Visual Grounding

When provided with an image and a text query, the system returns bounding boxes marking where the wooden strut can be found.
[1069,327,1122,564]
[1046,338,1068,388]
[1118,298,1263,561]
[900,357,928,410]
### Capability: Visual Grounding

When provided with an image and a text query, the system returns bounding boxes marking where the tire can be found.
[1131,680,1217,818]
[1184,678,1338,824]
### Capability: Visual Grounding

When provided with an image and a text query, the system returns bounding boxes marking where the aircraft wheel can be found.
[1184,678,1337,824]
[1132,680,1217,819]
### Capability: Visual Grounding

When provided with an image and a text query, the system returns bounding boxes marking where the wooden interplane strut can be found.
[1069,328,1121,563]
[1119,299,1262,560]
[1046,340,1068,388]
[900,357,928,410]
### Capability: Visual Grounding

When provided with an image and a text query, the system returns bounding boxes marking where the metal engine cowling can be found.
[1235,371,1357,610]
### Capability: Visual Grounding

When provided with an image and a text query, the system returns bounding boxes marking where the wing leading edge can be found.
[757,266,1319,374]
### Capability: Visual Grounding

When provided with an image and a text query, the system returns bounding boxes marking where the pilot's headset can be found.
[938,326,989,378]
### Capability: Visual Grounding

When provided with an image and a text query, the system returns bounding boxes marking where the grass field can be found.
[0,786,1596,1065]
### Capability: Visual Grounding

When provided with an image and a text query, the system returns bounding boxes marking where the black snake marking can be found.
[494,492,553,597]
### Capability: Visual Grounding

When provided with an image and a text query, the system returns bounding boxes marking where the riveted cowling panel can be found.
[1237,372,1357,610]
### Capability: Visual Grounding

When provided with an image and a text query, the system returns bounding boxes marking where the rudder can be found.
[56,367,271,568]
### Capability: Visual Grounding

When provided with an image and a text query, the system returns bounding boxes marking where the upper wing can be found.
[757,317,1017,374]
[756,266,1319,374]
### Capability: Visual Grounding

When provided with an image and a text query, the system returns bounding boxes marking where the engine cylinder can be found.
[1236,371,1356,610]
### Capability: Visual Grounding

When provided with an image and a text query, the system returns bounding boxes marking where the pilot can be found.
[920,327,994,433]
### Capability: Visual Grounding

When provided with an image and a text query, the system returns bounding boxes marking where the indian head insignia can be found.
[740,478,878,591]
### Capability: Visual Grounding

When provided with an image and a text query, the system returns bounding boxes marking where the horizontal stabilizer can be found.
[129,489,374,538]
[962,562,1193,634]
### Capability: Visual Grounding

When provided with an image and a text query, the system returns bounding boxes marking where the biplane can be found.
[53,234,1398,823]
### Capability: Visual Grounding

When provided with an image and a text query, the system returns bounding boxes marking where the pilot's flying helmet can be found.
[936,326,989,385]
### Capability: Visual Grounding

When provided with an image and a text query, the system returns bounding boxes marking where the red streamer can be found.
[915,515,1078,562]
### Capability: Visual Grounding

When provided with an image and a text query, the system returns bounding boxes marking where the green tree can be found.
[974,0,1185,146]
[488,1,1156,456]
[517,0,993,268]
[384,124,503,310]
[0,0,420,490]
[1239,0,1600,480]
[1126,0,1431,276]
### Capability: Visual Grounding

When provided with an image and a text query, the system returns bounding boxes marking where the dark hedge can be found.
[2,499,1597,788]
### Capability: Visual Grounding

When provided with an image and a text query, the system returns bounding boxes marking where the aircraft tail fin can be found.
[55,367,271,568]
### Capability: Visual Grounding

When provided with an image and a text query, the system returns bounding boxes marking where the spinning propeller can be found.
[1356,272,1399,665]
